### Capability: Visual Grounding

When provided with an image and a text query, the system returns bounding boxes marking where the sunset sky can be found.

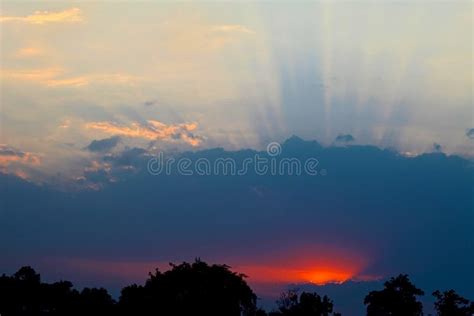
[0,2,473,315]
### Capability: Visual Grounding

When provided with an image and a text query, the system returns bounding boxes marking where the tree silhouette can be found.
[118,259,257,316]
[433,289,474,316]
[274,289,338,316]
[78,287,115,315]
[364,274,424,316]
[40,280,79,315]
[2,265,474,316]
[0,266,42,315]
[0,266,115,316]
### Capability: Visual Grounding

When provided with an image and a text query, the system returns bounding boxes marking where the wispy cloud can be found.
[0,8,83,24]
[86,120,202,147]
[15,47,44,58]
[0,68,61,81]
[0,68,140,87]
[210,24,255,35]
[164,19,256,53]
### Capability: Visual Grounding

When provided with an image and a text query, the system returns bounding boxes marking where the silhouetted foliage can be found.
[273,289,339,316]
[79,287,115,315]
[2,265,474,316]
[364,274,424,316]
[118,259,257,316]
[256,308,270,316]
[0,266,114,316]
[433,289,474,316]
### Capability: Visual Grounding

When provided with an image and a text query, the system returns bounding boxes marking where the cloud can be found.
[0,68,62,81]
[0,144,40,167]
[0,8,83,24]
[335,134,355,143]
[163,19,256,54]
[432,143,442,152]
[78,147,149,188]
[0,145,41,179]
[143,100,158,107]
[0,138,473,313]
[0,68,140,87]
[59,119,71,129]
[103,147,148,167]
[85,136,121,152]
[15,47,44,58]
[86,120,203,146]
[210,25,255,35]
[466,128,474,140]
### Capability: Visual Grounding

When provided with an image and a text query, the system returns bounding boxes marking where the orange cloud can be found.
[86,120,202,146]
[0,68,62,81]
[15,47,44,58]
[0,8,83,24]
[0,144,41,167]
[0,145,41,180]
[211,25,255,35]
[0,68,140,87]
[59,119,71,129]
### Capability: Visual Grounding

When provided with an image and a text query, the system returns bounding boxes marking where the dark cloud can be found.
[0,145,31,159]
[0,146,21,157]
[102,147,147,167]
[432,143,442,152]
[0,137,472,315]
[85,136,120,152]
[78,147,148,185]
[335,134,355,143]
[83,168,110,184]
[466,128,474,140]
[143,100,157,107]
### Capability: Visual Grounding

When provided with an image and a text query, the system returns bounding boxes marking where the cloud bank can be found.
[0,138,472,316]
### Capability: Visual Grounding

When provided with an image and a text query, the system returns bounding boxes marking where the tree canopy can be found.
[364,274,424,316]
[433,289,474,316]
[0,263,473,316]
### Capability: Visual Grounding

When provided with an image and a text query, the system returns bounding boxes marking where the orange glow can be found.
[237,265,356,285]
[231,246,372,288]
[238,260,364,286]
[0,8,83,24]
[86,120,202,146]
[49,246,373,294]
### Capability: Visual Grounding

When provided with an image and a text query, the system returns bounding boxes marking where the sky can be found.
[0,1,473,315]
[0,2,473,179]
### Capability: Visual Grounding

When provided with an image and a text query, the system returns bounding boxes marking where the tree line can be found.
[0,260,472,316]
